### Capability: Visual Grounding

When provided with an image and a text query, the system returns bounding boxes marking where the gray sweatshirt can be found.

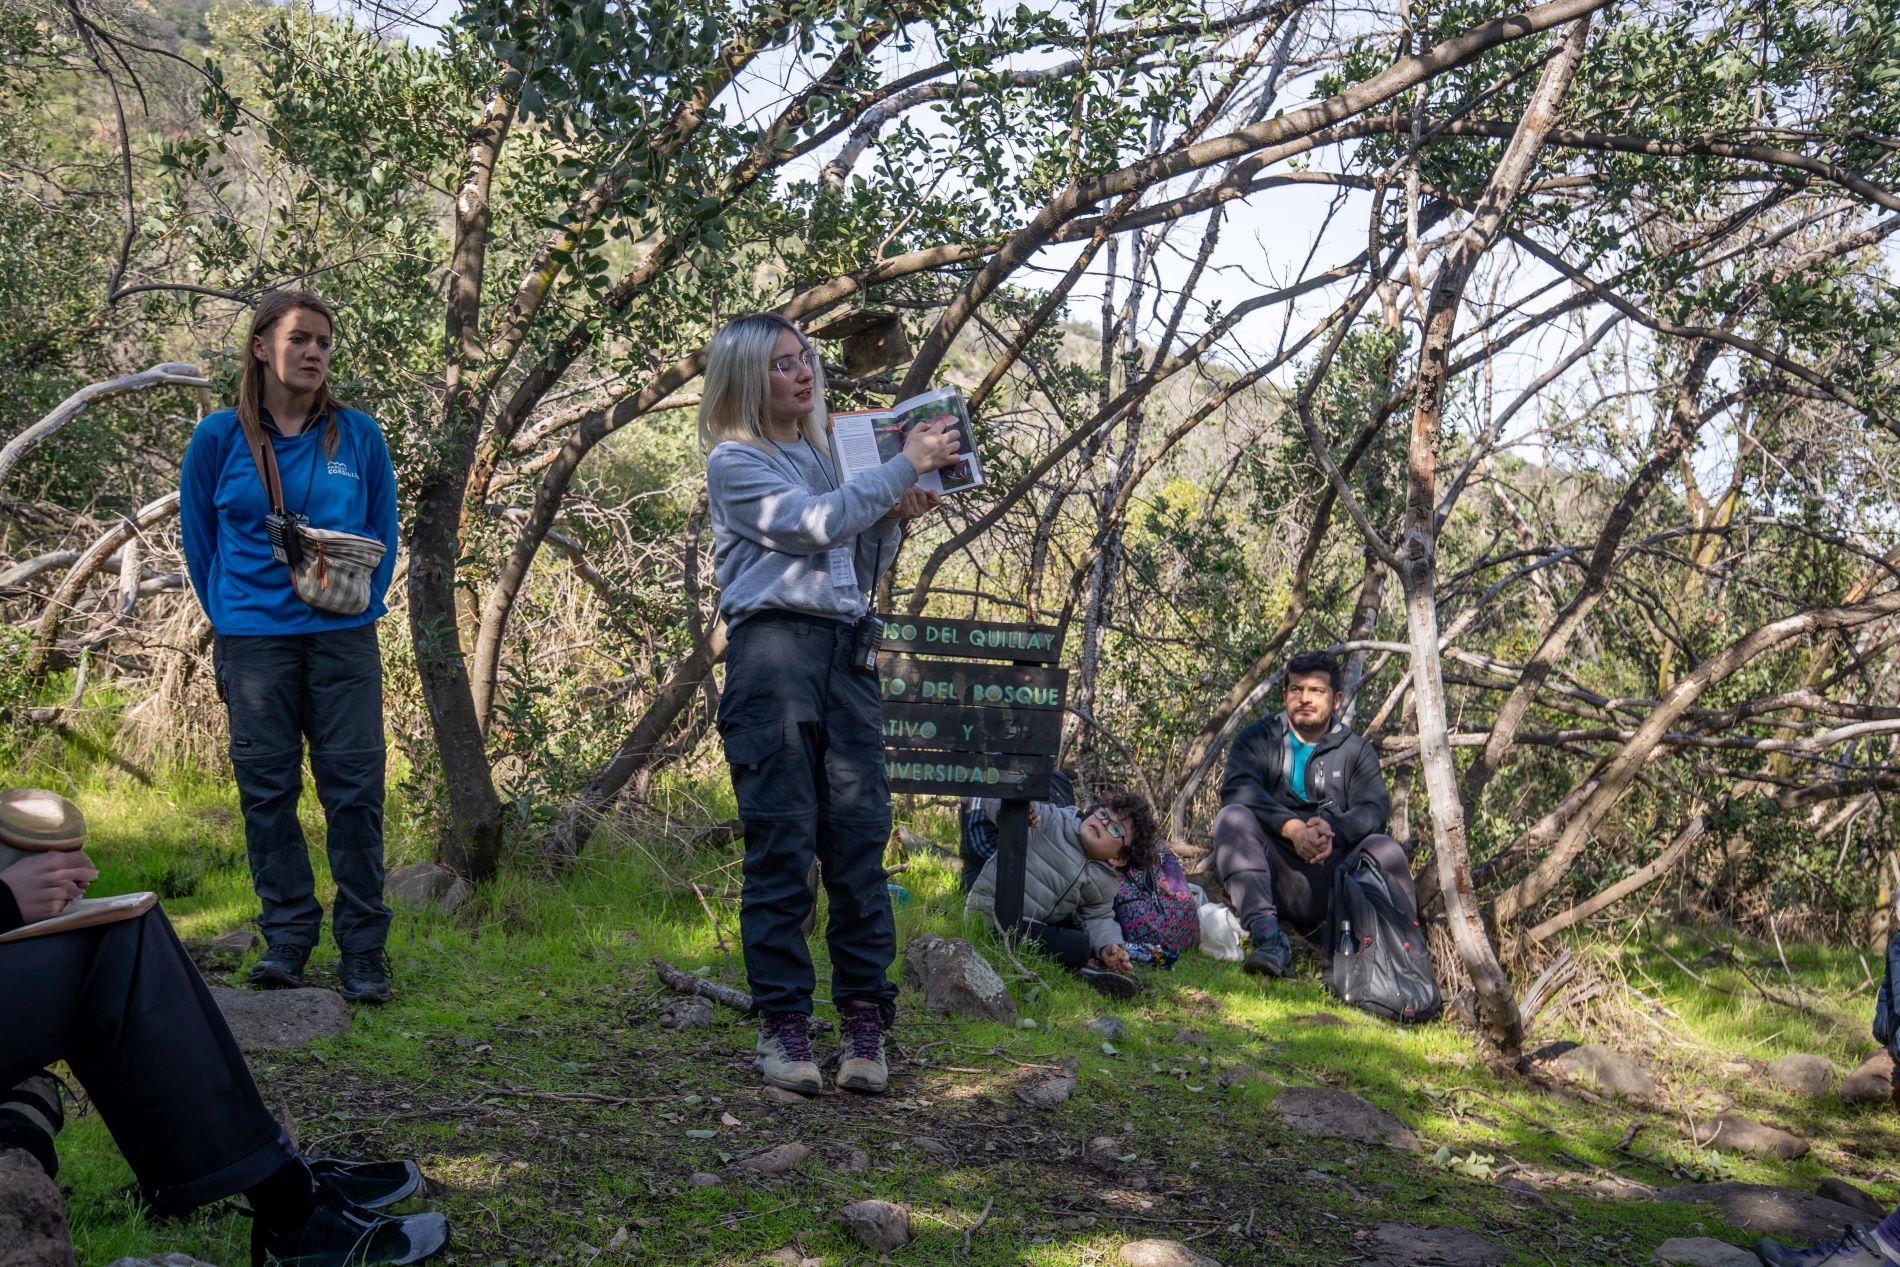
[706,437,916,628]
[964,800,1124,952]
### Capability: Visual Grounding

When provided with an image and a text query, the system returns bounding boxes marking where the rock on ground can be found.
[901,933,1016,1023]
[1840,1052,1895,1104]
[385,861,473,916]
[208,985,350,1051]
[1525,1041,1658,1099]
[1694,1114,1810,1159]
[658,996,714,1029]
[192,928,262,972]
[833,1200,910,1251]
[1118,1238,1224,1267]
[104,1257,220,1267]
[1087,1016,1129,1041]
[687,1172,721,1187]
[733,1143,810,1176]
[1651,1237,1757,1266]
[1016,1057,1080,1109]
[1766,1054,1838,1098]
[1354,1223,1505,1265]
[0,1153,75,1267]
[1816,1177,1886,1218]
[1656,1183,1875,1242]
[1292,1012,1348,1028]
[1271,1086,1419,1151]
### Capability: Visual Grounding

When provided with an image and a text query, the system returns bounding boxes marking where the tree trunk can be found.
[1393,13,1593,1055]
[407,86,516,881]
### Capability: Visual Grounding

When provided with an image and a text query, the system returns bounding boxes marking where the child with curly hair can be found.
[965,791,1159,998]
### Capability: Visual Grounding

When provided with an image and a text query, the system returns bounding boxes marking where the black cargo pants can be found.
[719,611,898,1022]
[0,908,295,1213]
[214,624,391,954]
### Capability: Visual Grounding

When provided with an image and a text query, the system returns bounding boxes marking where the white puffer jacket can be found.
[964,801,1123,951]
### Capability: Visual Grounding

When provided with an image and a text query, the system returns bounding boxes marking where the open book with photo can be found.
[0,890,156,943]
[829,385,985,496]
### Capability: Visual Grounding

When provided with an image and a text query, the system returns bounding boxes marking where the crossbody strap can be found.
[233,410,303,590]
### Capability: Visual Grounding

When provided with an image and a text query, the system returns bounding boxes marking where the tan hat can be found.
[0,788,86,852]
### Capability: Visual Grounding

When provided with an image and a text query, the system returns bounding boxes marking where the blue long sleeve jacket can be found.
[179,407,399,634]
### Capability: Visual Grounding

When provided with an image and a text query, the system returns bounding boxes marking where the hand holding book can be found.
[901,414,963,474]
[2,849,99,922]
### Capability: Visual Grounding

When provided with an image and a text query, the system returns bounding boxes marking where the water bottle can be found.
[1336,917,1354,959]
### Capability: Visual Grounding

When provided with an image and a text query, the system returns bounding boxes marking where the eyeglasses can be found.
[769,350,820,377]
[1093,808,1126,839]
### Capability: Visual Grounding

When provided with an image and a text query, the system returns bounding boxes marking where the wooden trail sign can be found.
[879,614,1066,928]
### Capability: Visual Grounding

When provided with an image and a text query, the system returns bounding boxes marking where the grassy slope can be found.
[27,753,1900,1266]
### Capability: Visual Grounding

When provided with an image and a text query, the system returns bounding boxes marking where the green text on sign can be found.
[886,754,1054,799]
[876,616,1063,664]
[881,702,1062,755]
[878,657,1068,710]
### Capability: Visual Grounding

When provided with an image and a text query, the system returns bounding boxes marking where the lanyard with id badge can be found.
[769,438,881,674]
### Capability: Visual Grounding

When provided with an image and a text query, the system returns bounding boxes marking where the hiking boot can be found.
[1242,921,1293,979]
[1755,1226,1892,1266]
[338,951,392,1004]
[756,1013,823,1096]
[249,944,311,990]
[835,1000,890,1095]
[251,1192,448,1266]
[1078,964,1141,999]
[310,1158,421,1210]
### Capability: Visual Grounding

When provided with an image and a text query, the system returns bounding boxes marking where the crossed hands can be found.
[1287,816,1334,865]
[1,849,99,923]
[1098,943,1133,974]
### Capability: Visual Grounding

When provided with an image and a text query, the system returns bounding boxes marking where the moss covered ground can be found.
[21,745,1900,1266]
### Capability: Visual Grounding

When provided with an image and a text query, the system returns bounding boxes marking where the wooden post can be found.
[995,799,1030,928]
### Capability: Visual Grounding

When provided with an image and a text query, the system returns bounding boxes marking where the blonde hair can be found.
[237,290,343,458]
[697,313,828,455]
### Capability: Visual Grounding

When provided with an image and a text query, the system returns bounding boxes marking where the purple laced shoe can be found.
[835,1000,889,1095]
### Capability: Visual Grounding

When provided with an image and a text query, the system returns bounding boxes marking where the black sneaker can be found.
[1078,965,1141,999]
[337,951,392,1004]
[1242,925,1293,978]
[249,945,312,990]
[252,1193,448,1266]
[310,1158,421,1210]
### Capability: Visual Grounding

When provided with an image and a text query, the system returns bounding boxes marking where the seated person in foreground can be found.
[1212,649,1418,978]
[964,791,1157,998]
[1755,1217,1900,1266]
[0,787,446,1266]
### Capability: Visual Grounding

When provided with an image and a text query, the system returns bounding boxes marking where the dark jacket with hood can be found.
[1219,711,1390,849]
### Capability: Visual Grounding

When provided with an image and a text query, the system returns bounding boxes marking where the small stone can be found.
[1816,1177,1886,1218]
[1840,1052,1894,1103]
[1526,1042,1658,1099]
[209,985,350,1051]
[1766,1054,1838,1098]
[196,928,263,971]
[1272,1086,1420,1151]
[1293,1012,1348,1028]
[909,1136,951,1156]
[1171,1028,1207,1047]
[1087,1016,1128,1041]
[0,1152,75,1267]
[1016,1057,1080,1109]
[1495,1176,1550,1207]
[1088,1135,1123,1161]
[1216,1064,1275,1088]
[386,860,473,916]
[833,1147,871,1174]
[687,1172,721,1187]
[1656,1184,1876,1242]
[733,1143,811,1176]
[658,997,715,1029]
[760,1086,808,1105]
[1695,1114,1810,1160]
[1118,1238,1223,1267]
[901,933,1016,1022]
[834,1199,911,1251]
[1651,1237,1756,1266]
[1356,1223,1504,1266]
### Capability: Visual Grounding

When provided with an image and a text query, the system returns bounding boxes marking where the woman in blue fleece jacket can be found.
[179,291,400,1003]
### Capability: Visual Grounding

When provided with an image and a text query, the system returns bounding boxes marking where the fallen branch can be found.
[652,955,753,1013]
[0,362,210,494]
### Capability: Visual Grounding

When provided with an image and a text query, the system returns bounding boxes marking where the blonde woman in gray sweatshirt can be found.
[701,313,961,1099]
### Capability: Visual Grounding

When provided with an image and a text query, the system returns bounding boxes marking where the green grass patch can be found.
[28,756,1900,1264]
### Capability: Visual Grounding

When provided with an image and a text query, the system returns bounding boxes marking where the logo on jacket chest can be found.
[326,460,359,480]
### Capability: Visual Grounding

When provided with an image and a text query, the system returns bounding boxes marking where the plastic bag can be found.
[1198,902,1243,962]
